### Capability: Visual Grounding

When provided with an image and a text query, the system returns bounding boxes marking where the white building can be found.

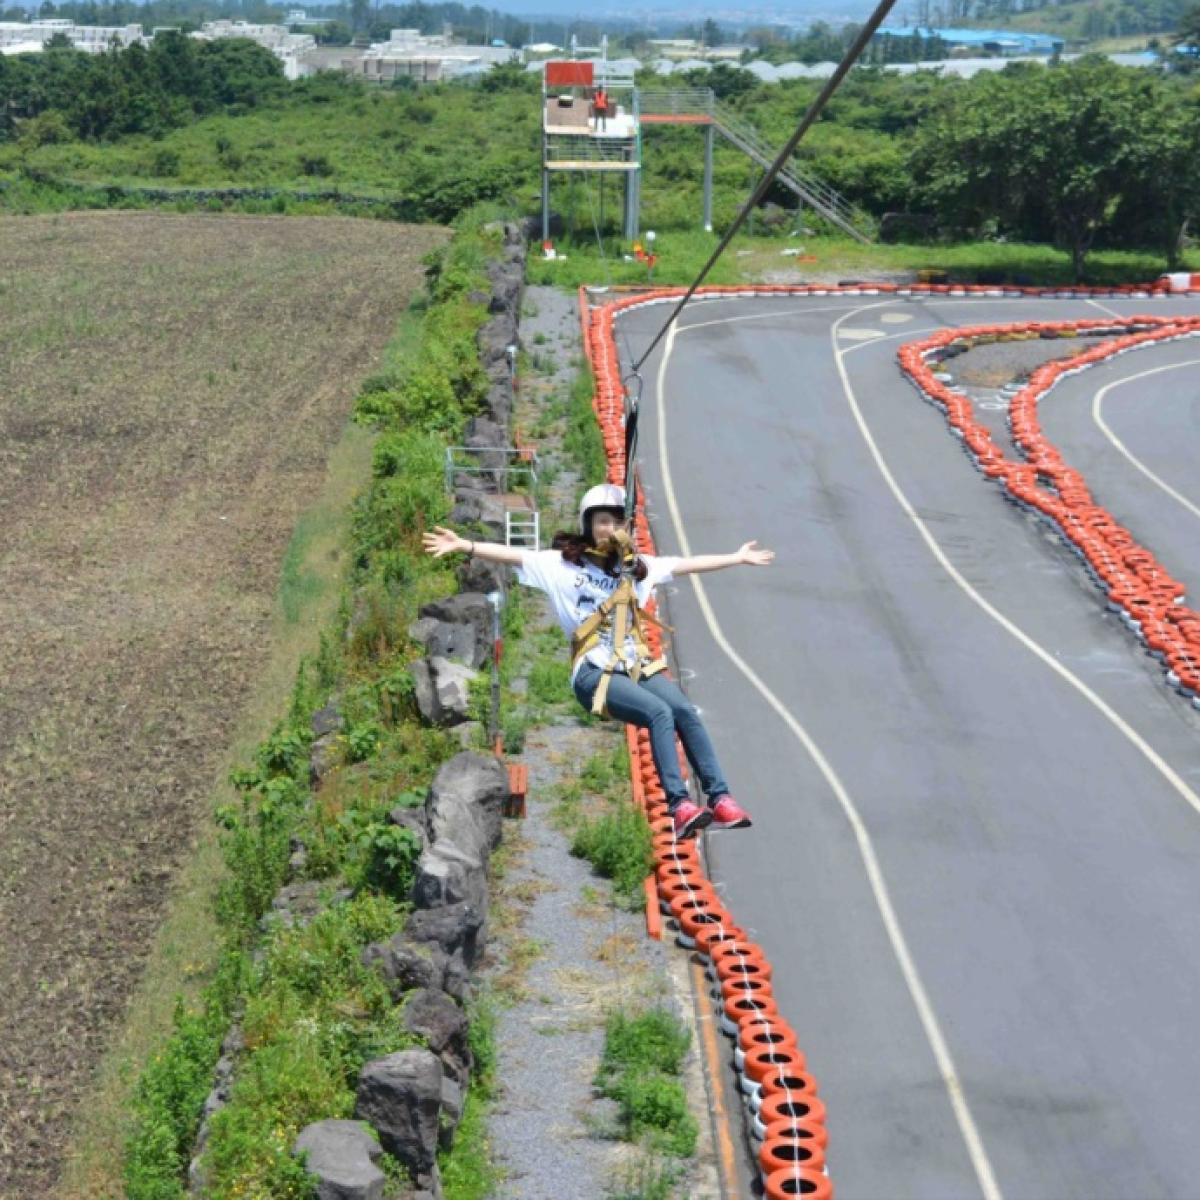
[0,18,147,53]
[346,29,519,83]
[194,20,317,79]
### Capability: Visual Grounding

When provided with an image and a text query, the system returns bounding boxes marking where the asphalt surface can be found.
[614,291,1200,1200]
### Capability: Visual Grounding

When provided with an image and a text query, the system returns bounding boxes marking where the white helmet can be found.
[578,483,626,535]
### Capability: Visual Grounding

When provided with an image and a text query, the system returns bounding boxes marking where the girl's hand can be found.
[423,526,466,558]
[738,540,775,566]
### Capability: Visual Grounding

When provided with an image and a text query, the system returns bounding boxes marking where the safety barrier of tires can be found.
[581,286,836,1199]
[895,314,1200,713]
[578,281,1200,1199]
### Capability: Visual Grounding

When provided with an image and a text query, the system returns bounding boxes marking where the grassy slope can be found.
[529,228,1198,288]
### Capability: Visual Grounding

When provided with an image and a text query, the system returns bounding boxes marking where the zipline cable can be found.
[618,0,897,526]
[627,0,899,380]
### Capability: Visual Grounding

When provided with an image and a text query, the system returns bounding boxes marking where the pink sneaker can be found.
[672,800,713,840]
[710,795,752,830]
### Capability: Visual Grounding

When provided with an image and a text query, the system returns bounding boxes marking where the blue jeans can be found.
[573,661,729,811]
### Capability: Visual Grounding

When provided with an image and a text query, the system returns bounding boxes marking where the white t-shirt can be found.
[516,549,681,680]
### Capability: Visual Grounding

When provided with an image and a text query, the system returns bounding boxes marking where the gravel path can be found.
[482,287,718,1200]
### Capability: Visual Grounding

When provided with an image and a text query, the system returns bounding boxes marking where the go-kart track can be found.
[610,289,1200,1200]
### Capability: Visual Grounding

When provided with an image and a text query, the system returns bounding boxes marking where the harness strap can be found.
[570,572,670,718]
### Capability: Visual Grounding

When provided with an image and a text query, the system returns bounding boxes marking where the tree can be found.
[1169,2,1200,68]
[1112,84,1200,267]
[1174,1,1200,42]
[911,58,1172,279]
[683,61,756,101]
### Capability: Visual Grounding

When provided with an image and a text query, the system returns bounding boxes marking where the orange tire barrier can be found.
[711,954,772,993]
[764,1166,833,1199]
[760,1130,827,1176]
[744,1045,810,1089]
[694,923,747,959]
[721,990,780,1036]
[756,1089,827,1136]
[895,313,1200,716]
[763,1116,829,1154]
[579,280,1198,1194]
[735,1018,797,1071]
[718,972,776,1007]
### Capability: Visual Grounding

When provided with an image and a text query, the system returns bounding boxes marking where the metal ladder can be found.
[505,509,540,550]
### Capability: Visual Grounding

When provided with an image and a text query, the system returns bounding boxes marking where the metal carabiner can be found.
[621,370,644,425]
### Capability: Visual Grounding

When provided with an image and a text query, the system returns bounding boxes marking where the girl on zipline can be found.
[422,483,774,839]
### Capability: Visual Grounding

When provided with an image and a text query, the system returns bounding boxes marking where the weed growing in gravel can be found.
[529,657,571,707]
[600,1009,690,1078]
[608,1153,683,1200]
[565,357,608,493]
[571,803,653,911]
[595,1008,696,1159]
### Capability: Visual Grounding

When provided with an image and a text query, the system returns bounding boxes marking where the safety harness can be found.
[569,528,669,717]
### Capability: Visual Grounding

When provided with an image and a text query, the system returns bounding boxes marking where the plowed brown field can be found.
[0,211,445,1196]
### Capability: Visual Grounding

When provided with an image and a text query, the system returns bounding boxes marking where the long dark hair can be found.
[551,528,649,581]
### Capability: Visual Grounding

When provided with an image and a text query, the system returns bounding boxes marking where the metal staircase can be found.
[639,89,874,244]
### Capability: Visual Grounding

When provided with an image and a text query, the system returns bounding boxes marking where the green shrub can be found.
[609,1072,696,1157]
[600,1009,691,1080]
[528,656,570,707]
[570,801,653,909]
[596,1009,696,1159]
[124,954,248,1200]
[354,820,420,899]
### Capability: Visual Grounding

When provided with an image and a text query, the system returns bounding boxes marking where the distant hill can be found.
[960,0,1186,40]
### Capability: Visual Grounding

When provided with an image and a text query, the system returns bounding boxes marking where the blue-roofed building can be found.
[879,26,1065,56]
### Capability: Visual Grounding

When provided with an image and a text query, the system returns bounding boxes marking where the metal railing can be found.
[639,89,714,118]
[637,88,874,242]
[444,446,538,494]
[543,134,638,165]
[710,100,874,242]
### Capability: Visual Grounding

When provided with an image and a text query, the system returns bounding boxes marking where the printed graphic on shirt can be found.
[516,550,680,678]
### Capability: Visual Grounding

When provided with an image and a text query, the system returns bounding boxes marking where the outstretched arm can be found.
[423,525,526,567]
[672,541,775,577]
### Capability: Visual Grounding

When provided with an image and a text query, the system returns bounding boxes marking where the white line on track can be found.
[656,317,1005,1200]
[678,301,874,335]
[1091,358,1200,522]
[829,301,1200,833]
[1087,298,1127,321]
[841,326,942,355]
